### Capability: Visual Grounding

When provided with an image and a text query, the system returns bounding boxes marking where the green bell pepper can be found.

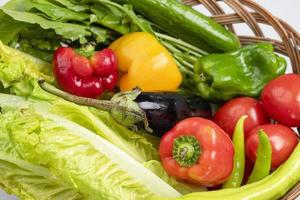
[190,43,286,101]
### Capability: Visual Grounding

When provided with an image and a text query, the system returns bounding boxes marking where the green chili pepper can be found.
[189,43,286,101]
[222,115,247,188]
[247,130,272,184]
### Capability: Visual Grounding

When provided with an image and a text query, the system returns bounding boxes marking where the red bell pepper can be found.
[159,117,234,187]
[53,47,118,98]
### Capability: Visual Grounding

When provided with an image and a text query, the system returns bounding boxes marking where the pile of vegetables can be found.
[0,0,299,200]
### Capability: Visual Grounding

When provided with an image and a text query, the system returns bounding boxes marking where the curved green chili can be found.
[222,115,247,188]
[247,130,272,184]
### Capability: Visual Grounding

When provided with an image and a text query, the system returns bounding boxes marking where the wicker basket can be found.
[183,0,300,199]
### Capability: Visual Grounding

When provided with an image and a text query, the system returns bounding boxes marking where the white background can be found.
[0,0,299,199]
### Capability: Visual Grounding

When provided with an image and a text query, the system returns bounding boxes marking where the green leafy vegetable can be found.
[48,0,89,12]
[91,4,139,34]
[14,25,60,62]
[0,44,49,79]
[0,8,61,61]
[0,11,25,44]
[0,94,181,199]
[0,154,84,200]
[0,101,84,200]
[92,0,153,34]
[51,100,159,163]
[1,0,112,44]
[0,41,54,98]
[2,9,102,43]
[144,160,207,195]
[24,0,91,22]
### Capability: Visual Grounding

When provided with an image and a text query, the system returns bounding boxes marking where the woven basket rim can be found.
[183,0,300,199]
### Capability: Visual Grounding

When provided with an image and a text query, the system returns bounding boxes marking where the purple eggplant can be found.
[39,80,212,137]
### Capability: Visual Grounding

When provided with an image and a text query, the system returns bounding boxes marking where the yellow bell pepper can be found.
[109,32,182,92]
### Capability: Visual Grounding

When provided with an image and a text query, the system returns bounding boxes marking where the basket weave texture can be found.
[183,0,300,199]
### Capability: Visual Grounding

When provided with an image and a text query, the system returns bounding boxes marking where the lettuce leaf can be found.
[0,103,85,200]
[48,0,90,12]
[144,160,207,195]
[24,0,91,22]
[0,41,53,85]
[1,0,111,44]
[0,94,181,199]
[0,11,25,45]
[51,101,159,163]
[0,41,56,100]
[0,154,84,200]
[1,9,101,43]
[14,25,61,62]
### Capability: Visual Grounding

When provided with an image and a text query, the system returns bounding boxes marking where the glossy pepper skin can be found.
[247,130,271,184]
[190,43,287,101]
[53,47,118,98]
[223,116,247,188]
[159,117,234,187]
[109,32,182,92]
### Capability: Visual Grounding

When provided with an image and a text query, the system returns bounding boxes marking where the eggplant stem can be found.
[38,80,152,133]
[38,80,114,111]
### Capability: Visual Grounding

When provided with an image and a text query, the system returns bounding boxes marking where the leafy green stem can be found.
[155,32,208,56]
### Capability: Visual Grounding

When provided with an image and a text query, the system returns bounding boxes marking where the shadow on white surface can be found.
[0,189,18,200]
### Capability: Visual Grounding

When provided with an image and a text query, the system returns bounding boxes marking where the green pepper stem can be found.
[172,136,201,167]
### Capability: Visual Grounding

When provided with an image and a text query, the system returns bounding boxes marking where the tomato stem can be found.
[172,136,201,167]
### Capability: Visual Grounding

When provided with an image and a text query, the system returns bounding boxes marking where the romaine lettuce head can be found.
[0,154,84,200]
[0,103,84,200]
[0,41,54,98]
[51,100,159,163]
[0,94,181,200]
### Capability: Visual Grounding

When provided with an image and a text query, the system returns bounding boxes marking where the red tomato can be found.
[214,97,270,138]
[261,74,300,127]
[242,157,254,185]
[246,124,298,169]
